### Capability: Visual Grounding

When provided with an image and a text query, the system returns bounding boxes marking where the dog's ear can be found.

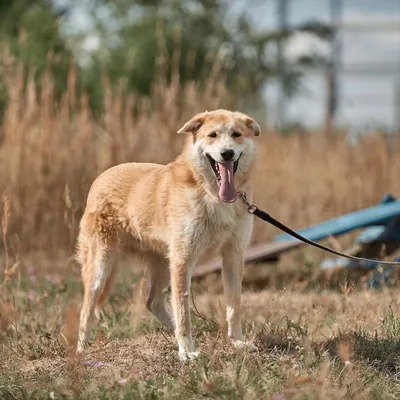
[244,117,261,136]
[235,112,261,136]
[177,114,206,134]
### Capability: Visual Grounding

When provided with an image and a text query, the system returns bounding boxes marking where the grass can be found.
[1,54,400,398]
[3,262,400,399]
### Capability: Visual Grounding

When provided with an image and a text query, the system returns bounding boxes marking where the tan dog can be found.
[76,109,260,359]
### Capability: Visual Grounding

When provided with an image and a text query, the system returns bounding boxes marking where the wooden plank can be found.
[193,240,298,277]
[194,196,400,278]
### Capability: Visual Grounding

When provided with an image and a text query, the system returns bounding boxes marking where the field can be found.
[1,59,400,399]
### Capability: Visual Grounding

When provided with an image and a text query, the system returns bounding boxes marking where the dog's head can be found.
[178,109,260,203]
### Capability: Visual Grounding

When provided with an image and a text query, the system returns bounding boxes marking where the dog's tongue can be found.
[218,162,237,203]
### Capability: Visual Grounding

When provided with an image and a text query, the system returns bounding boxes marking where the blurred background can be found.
[0,0,399,257]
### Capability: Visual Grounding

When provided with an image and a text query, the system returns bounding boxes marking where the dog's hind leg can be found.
[141,252,173,330]
[77,240,115,353]
[95,264,118,320]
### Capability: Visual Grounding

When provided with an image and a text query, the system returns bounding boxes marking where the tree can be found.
[82,0,330,112]
[0,0,73,117]
[0,0,331,119]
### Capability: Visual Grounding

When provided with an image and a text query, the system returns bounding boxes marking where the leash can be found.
[239,191,400,266]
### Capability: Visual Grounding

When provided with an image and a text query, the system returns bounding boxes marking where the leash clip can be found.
[239,191,258,214]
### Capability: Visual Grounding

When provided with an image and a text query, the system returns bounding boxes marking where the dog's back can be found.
[77,162,167,260]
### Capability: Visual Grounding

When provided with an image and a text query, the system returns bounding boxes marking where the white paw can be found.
[76,344,85,354]
[76,340,89,354]
[179,350,200,361]
[232,340,258,353]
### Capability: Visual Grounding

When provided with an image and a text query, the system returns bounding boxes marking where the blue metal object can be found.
[274,193,400,243]
[367,263,398,288]
[271,193,400,287]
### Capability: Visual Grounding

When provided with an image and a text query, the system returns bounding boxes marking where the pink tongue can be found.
[218,162,237,203]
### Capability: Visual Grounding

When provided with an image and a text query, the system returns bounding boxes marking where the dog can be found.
[76,109,260,359]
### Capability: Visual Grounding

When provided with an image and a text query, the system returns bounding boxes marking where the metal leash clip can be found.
[238,191,258,214]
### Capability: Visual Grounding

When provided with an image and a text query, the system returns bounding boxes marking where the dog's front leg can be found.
[222,239,256,351]
[169,255,198,360]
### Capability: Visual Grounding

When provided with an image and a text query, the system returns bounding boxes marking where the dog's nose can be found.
[220,149,235,161]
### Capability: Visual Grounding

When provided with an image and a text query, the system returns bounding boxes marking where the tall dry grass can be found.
[0,56,399,256]
[2,57,400,400]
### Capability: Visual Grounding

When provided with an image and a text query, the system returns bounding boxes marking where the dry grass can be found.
[1,57,400,398]
[2,262,400,399]
[0,57,399,254]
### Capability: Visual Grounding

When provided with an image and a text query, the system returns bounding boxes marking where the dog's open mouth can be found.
[206,154,239,203]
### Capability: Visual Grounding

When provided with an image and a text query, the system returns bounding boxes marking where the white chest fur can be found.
[175,194,252,262]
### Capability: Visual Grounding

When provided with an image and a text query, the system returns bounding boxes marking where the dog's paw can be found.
[178,350,200,361]
[76,340,90,354]
[178,338,199,361]
[76,344,86,354]
[232,340,258,353]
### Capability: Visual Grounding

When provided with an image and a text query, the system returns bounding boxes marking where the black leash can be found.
[239,192,400,266]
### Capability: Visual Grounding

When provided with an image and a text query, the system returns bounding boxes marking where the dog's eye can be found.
[232,132,242,138]
[208,132,217,138]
